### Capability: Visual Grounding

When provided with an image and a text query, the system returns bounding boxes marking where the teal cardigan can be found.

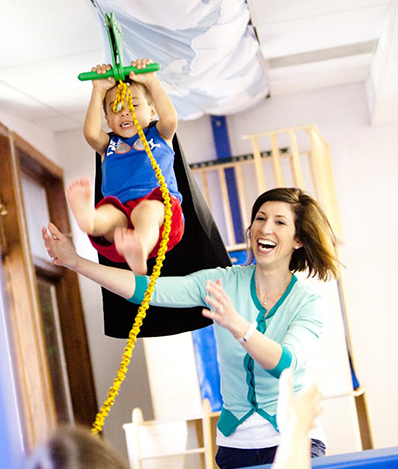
[128,265,326,437]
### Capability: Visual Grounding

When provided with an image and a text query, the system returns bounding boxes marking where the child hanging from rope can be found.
[66,58,184,275]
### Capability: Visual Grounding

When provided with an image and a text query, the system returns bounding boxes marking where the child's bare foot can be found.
[114,227,148,275]
[66,177,96,234]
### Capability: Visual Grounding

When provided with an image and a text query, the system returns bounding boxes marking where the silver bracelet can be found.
[237,321,257,344]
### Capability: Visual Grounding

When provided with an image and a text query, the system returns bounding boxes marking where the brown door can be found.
[0,123,97,450]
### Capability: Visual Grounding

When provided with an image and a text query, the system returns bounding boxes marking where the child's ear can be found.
[150,106,157,120]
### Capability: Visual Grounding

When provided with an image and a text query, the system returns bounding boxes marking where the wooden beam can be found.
[306,126,343,240]
[250,136,266,194]
[270,133,285,187]
[288,131,305,189]
[200,170,212,211]
[234,165,250,229]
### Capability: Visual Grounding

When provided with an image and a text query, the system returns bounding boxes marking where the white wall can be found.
[0,111,59,163]
[177,82,398,450]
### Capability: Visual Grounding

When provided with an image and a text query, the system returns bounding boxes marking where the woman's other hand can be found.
[203,279,248,338]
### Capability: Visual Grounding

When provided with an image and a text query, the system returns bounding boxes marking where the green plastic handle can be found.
[78,63,161,81]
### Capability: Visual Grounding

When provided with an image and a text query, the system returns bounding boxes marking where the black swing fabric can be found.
[94,129,232,338]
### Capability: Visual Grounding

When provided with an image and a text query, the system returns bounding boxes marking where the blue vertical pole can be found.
[192,116,246,413]
[210,116,244,243]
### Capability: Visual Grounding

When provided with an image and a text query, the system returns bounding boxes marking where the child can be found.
[24,425,128,469]
[66,58,184,275]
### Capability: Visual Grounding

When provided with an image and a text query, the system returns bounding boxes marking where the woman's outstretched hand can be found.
[42,223,79,270]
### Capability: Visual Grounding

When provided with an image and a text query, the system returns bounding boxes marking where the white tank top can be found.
[216,412,326,449]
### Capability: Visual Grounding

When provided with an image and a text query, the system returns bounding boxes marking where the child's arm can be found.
[129,59,178,144]
[83,64,115,155]
[42,223,136,299]
[273,370,323,469]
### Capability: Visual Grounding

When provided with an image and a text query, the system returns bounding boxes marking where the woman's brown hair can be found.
[246,187,340,280]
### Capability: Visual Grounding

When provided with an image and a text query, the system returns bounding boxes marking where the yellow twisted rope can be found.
[92,80,173,435]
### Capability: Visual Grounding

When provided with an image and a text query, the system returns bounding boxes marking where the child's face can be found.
[104,84,156,138]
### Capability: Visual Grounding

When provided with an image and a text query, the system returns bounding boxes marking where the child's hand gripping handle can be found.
[78,63,161,81]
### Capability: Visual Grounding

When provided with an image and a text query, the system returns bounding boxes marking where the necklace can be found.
[257,275,292,308]
[260,291,284,312]
[261,294,277,307]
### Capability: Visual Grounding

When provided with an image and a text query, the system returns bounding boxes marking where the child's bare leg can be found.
[94,204,128,241]
[66,177,127,237]
[114,200,164,275]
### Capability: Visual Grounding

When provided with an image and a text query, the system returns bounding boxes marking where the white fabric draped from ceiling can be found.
[94,0,268,119]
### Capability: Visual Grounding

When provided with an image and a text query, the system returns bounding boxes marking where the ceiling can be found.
[1,0,397,133]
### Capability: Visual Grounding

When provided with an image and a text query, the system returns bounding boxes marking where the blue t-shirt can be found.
[102,125,182,204]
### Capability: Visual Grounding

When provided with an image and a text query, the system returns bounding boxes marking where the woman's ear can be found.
[294,239,303,249]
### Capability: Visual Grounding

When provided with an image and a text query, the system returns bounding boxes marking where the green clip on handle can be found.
[78,12,160,82]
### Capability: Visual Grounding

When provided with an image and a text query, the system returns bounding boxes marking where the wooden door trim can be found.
[0,131,56,448]
[0,125,97,449]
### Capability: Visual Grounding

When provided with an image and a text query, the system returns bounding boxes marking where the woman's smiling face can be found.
[250,201,302,270]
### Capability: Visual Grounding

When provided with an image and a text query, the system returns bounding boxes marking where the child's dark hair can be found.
[24,425,128,469]
[103,78,153,115]
[246,187,340,280]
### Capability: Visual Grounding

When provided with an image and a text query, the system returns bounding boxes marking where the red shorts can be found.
[89,188,184,263]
